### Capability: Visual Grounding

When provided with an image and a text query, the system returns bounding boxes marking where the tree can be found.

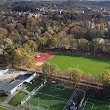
[11,48,35,69]
[58,37,70,49]
[11,48,23,67]
[0,28,8,39]
[27,40,37,52]
[23,44,32,55]
[50,64,58,79]
[92,39,100,55]
[42,62,51,79]
[69,68,84,86]
[101,70,110,87]
[78,39,89,51]
[42,62,58,81]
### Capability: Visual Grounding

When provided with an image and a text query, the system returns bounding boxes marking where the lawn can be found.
[82,98,109,110]
[47,53,110,76]
[25,84,74,110]
[9,91,27,106]
[0,93,7,102]
[0,105,12,110]
[27,78,41,92]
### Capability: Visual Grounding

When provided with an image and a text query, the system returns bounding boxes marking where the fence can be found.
[21,79,47,106]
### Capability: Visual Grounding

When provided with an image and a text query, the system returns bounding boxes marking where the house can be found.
[0,72,36,94]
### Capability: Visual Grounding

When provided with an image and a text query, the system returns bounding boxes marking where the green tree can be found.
[69,68,84,86]
[78,39,89,51]
[42,62,51,79]
[42,62,58,81]
[92,39,100,55]
[27,40,37,52]
[12,48,35,69]
[101,70,110,87]
[23,44,32,55]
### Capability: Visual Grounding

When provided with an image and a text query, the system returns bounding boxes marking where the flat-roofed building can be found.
[0,72,36,94]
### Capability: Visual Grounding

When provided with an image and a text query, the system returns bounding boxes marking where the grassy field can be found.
[9,91,27,106]
[0,105,12,110]
[47,53,110,76]
[25,84,74,110]
[82,98,109,110]
[0,93,7,102]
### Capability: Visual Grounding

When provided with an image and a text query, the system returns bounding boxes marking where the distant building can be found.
[0,69,8,75]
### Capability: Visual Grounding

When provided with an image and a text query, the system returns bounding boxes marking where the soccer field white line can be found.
[83,98,110,110]
[88,98,110,104]
[82,102,94,110]
[37,104,50,110]
[54,85,65,90]
[87,98,110,110]
[38,92,68,101]
[24,100,50,110]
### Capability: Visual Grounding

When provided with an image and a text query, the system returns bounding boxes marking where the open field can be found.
[0,105,12,110]
[47,53,110,76]
[25,84,74,110]
[82,98,109,110]
[9,91,27,106]
[0,93,7,102]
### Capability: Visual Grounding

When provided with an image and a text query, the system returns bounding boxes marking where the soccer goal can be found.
[24,97,50,110]
[82,99,94,110]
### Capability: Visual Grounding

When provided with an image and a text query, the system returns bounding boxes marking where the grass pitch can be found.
[47,53,110,76]
[26,84,74,110]
[82,98,109,110]
[0,93,7,102]
[0,105,12,110]
[9,91,27,106]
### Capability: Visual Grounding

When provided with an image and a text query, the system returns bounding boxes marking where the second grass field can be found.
[47,53,110,76]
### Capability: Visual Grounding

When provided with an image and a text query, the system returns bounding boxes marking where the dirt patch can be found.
[33,51,57,71]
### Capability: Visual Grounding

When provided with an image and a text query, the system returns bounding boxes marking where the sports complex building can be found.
[0,68,36,94]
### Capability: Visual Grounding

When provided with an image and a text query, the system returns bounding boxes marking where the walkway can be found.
[3,91,19,104]
[1,90,25,110]
[0,102,24,110]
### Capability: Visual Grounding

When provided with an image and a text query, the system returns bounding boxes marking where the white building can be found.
[0,69,8,75]
[0,72,36,94]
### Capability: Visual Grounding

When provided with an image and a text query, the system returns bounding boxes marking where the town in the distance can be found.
[0,0,110,110]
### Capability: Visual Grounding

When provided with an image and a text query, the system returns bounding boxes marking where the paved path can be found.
[1,91,25,110]
[3,91,19,104]
[0,102,24,110]
[22,89,30,95]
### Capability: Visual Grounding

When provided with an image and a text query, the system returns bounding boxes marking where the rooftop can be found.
[0,80,22,91]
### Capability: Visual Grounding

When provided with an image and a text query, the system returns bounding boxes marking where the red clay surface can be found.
[33,51,57,71]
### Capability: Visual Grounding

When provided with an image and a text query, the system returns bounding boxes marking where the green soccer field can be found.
[82,98,109,110]
[47,53,110,76]
[0,105,12,110]
[25,84,74,110]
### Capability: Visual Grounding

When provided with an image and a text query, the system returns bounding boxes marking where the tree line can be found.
[42,62,110,88]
